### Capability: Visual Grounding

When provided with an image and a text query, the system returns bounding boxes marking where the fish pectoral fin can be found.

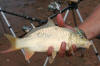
[48,51,57,64]
[24,48,35,61]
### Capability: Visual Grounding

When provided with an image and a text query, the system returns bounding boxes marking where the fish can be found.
[1,18,91,63]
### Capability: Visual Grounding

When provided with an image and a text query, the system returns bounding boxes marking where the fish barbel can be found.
[2,19,91,63]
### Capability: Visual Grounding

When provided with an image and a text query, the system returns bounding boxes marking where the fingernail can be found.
[59,41,66,57]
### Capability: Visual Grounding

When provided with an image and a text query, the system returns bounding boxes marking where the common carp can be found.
[2,19,91,63]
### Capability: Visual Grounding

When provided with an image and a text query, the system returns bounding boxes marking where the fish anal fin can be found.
[24,48,35,61]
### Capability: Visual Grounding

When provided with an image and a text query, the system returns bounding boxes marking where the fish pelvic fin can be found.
[49,51,57,64]
[24,48,35,61]
[1,34,18,53]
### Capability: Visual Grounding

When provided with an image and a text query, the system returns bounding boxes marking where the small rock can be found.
[6,58,10,62]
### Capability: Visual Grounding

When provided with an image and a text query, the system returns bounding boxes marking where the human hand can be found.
[47,17,77,56]
[47,41,77,57]
[46,13,77,57]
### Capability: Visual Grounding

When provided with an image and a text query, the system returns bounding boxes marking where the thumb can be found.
[64,24,76,32]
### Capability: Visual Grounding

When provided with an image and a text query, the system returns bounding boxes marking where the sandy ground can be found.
[0,0,100,66]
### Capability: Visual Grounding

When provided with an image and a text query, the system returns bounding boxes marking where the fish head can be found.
[77,38,92,49]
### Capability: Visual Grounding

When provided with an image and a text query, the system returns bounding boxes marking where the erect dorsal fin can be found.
[45,18,55,27]
[24,18,56,37]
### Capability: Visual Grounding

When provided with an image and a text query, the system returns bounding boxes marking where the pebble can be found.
[6,58,10,62]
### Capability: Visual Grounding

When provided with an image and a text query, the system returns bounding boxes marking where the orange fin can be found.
[24,48,35,61]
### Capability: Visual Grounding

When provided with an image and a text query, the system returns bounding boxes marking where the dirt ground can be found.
[0,0,100,66]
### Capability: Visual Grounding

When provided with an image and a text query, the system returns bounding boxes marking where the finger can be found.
[56,14,65,27]
[72,44,77,52]
[64,25,76,32]
[47,46,54,56]
[56,14,76,32]
[58,41,66,57]
[68,44,77,56]
[47,46,57,64]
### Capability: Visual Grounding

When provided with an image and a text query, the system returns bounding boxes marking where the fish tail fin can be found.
[1,34,18,53]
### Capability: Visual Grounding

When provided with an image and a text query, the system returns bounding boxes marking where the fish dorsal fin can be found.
[45,18,55,27]
[24,19,55,37]
[24,48,35,61]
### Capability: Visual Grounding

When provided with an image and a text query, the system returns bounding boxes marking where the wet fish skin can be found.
[15,26,90,51]
[2,19,91,62]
